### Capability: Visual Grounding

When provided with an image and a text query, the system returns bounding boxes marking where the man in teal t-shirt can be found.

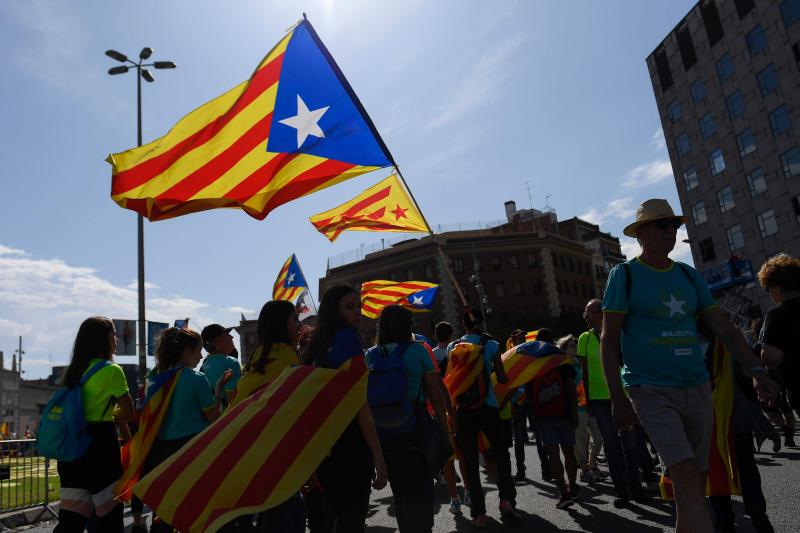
[200,324,242,406]
[601,199,776,532]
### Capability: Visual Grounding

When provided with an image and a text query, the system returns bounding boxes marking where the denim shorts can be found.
[537,417,576,446]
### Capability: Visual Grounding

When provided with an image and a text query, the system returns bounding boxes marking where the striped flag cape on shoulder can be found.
[116,366,182,501]
[134,359,367,532]
[493,340,573,408]
[443,341,486,406]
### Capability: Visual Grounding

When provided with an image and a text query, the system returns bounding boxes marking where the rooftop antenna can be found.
[544,194,552,211]
[524,181,533,209]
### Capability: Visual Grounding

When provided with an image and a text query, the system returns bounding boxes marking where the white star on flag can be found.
[410,295,425,306]
[279,95,329,149]
[662,294,686,317]
[287,272,296,284]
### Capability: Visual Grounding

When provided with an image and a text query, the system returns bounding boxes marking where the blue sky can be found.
[0,0,695,378]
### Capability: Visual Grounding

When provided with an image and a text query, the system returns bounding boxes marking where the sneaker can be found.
[449,497,462,515]
[556,494,574,509]
[580,470,598,484]
[590,467,608,479]
[514,470,526,482]
[462,490,472,507]
[499,499,522,520]
[613,496,630,508]
[471,514,489,528]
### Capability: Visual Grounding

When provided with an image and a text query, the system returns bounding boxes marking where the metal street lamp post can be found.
[106,48,176,389]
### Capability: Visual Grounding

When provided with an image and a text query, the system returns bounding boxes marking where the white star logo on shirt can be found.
[279,95,329,148]
[410,295,425,306]
[662,293,686,317]
[287,272,296,284]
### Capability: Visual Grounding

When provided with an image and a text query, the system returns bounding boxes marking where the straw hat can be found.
[622,199,686,238]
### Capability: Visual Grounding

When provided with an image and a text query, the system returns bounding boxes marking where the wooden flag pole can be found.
[392,167,469,308]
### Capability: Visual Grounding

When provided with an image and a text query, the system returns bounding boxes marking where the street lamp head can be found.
[105,49,128,63]
[141,68,155,83]
[153,61,177,69]
[108,65,130,75]
[139,47,154,60]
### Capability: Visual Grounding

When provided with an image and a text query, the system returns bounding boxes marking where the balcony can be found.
[702,259,755,292]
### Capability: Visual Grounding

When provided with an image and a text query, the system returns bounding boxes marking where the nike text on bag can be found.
[37,361,111,462]
[367,343,415,437]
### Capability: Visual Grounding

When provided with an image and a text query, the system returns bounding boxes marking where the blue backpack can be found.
[38,360,111,462]
[366,343,416,438]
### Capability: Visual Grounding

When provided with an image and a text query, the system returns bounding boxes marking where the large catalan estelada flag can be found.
[108,17,393,221]
[135,360,367,532]
[493,340,573,407]
[309,174,429,242]
[273,254,308,302]
[360,280,438,319]
[116,367,182,501]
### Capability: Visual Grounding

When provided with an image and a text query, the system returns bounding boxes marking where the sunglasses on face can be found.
[653,218,682,231]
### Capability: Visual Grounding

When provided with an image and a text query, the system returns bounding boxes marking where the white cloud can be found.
[579,197,635,227]
[0,244,227,377]
[126,280,160,291]
[428,33,528,128]
[224,306,255,317]
[650,127,666,151]
[0,245,28,257]
[618,228,693,264]
[622,159,673,189]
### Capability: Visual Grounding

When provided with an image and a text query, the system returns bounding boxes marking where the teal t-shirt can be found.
[602,257,716,388]
[159,368,215,440]
[366,342,435,401]
[200,354,242,393]
[446,334,500,407]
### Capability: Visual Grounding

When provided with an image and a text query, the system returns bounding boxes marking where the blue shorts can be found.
[537,417,575,446]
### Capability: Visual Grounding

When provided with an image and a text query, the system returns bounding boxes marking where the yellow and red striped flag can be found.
[309,174,429,242]
[272,254,308,302]
[135,359,367,532]
[108,18,393,221]
[360,280,438,319]
[442,343,485,406]
[116,368,181,501]
[493,341,573,407]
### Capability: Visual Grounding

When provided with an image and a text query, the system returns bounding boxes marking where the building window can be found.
[699,113,716,139]
[654,47,673,92]
[527,253,537,268]
[716,53,735,82]
[692,201,708,225]
[781,0,800,27]
[454,258,464,273]
[746,25,768,56]
[667,99,681,122]
[746,167,768,197]
[495,282,505,297]
[717,186,735,212]
[691,79,707,103]
[757,209,779,238]
[683,166,699,190]
[425,264,434,279]
[675,133,691,156]
[735,0,755,19]
[736,128,757,157]
[708,148,726,175]
[508,255,519,270]
[769,105,792,137]
[726,225,745,251]
[556,279,562,293]
[568,257,574,272]
[792,195,800,222]
[699,237,716,262]
[513,280,524,295]
[726,90,746,119]
[701,0,724,46]
[757,64,779,96]
[677,24,697,70]
[782,147,800,178]
[491,257,501,271]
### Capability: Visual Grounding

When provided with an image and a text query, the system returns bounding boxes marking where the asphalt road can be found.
[13,435,800,532]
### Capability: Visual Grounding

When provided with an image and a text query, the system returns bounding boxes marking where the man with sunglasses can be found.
[600,199,778,532]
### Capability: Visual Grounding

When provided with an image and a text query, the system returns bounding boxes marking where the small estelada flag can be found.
[309,174,429,242]
[360,280,438,319]
[273,254,308,303]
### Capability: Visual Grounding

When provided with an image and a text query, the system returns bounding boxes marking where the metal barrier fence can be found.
[0,439,57,517]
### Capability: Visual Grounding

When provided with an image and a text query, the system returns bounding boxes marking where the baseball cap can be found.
[201,324,233,349]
